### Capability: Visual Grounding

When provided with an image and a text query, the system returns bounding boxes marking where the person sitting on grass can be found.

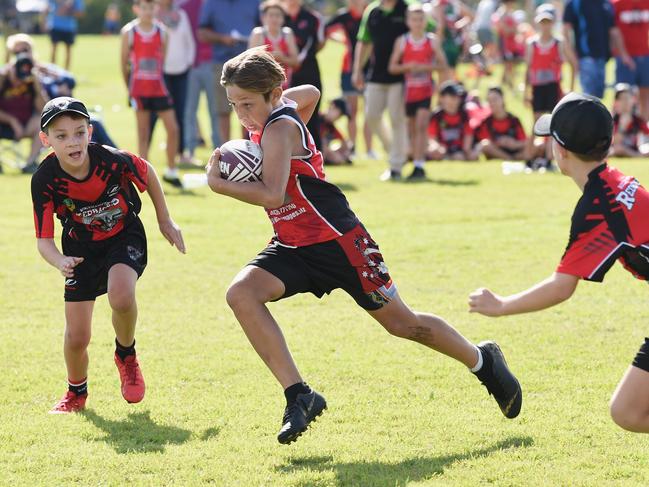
[319,97,352,165]
[205,47,522,445]
[469,92,649,434]
[474,86,526,160]
[31,97,185,414]
[610,83,649,158]
[428,80,477,161]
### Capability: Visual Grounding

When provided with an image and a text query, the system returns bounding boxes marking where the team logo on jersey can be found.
[78,198,123,231]
[107,184,120,196]
[616,178,640,211]
[63,198,76,212]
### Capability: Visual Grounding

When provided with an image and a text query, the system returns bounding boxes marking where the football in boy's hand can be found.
[219,139,263,182]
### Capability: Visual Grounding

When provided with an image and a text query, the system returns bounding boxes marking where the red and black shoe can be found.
[114,353,146,403]
[49,391,87,414]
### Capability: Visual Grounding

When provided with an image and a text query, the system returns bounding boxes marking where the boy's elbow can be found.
[264,194,285,209]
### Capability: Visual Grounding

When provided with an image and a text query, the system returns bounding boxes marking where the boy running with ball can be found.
[470,92,649,434]
[31,97,185,413]
[206,47,522,445]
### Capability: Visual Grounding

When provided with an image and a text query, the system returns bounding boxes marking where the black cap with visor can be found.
[40,96,90,131]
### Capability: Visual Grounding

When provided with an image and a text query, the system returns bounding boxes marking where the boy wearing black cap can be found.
[31,96,185,414]
[469,92,649,434]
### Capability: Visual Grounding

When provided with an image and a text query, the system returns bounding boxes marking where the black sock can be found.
[284,382,311,404]
[68,378,88,396]
[115,338,136,361]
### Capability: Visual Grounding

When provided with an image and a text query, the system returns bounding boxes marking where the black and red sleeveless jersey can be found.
[31,143,149,242]
[428,109,472,153]
[557,164,649,282]
[475,113,526,143]
[613,113,649,151]
[325,7,363,74]
[249,101,359,247]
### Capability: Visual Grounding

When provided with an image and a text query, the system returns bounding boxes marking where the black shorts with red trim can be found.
[249,224,396,310]
[61,218,147,302]
[405,98,432,118]
[130,95,174,112]
[632,337,649,373]
[532,82,561,113]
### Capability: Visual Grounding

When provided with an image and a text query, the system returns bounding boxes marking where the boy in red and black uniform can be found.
[471,92,649,434]
[32,97,185,414]
[428,81,476,160]
[611,83,649,157]
[475,86,526,160]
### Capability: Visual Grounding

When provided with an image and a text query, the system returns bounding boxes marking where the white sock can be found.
[469,346,483,373]
[414,160,425,169]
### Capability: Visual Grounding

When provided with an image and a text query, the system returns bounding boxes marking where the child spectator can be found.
[434,0,474,82]
[524,4,577,169]
[428,80,476,161]
[249,0,299,89]
[45,0,85,70]
[31,97,185,413]
[389,3,447,180]
[319,97,352,165]
[611,83,649,157]
[121,0,181,188]
[492,0,522,90]
[475,86,527,160]
[104,3,122,35]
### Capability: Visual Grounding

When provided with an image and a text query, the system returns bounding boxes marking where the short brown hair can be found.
[221,46,286,100]
[572,147,610,163]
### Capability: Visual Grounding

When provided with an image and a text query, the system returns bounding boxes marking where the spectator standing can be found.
[282,0,325,150]
[177,0,220,163]
[563,0,632,98]
[249,0,299,89]
[433,0,473,82]
[492,0,522,90]
[44,0,85,70]
[612,0,649,120]
[198,0,259,142]
[352,0,409,181]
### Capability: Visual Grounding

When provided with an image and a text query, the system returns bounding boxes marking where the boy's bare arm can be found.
[283,85,320,123]
[37,238,84,278]
[469,272,580,317]
[120,29,130,87]
[144,162,186,253]
[387,37,406,75]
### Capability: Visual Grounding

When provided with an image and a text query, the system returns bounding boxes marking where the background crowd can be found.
[0,0,648,183]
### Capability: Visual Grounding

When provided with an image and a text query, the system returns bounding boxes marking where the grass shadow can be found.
[82,409,192,454]
[406,177,480,186]
[279,436,533,487]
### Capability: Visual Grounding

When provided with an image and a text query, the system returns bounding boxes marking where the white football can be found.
[219,139,263,182]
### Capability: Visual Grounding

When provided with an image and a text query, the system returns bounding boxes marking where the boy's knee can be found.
[65,329,91,350]
[225,281,250,312]
[610,397,642,431]
[108,289,136,313]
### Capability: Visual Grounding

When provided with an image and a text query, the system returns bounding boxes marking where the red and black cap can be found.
[534,92,613,156]
[40,96,90,130]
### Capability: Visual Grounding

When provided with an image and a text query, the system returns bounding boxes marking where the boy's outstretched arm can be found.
[469,272,579,317]
[282,85,320,124]
[144,162,186,253]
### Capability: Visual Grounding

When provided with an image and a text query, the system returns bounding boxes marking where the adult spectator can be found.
[563,0,632,98]
[44,0,85,70]
[352,0,409,181]
[282,0,325,149]
[0,36,47,173]
[612,0,649,120]
[198,0,259,142]
[177,0,220,163]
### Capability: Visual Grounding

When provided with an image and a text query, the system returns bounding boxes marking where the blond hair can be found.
[221,46,286,100]
[6,33,34,52]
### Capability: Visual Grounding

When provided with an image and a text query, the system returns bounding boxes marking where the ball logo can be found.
[219,139,263,183]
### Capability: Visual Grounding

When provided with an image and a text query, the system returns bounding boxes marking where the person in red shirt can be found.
[120,0,181,188]
[470,92,649,434]
[475,86,526,160]
[389,3,447,179]
[611,82,649,157]
[206,47,521,445]
[428,81,476,160]
[492,0,522,90]
[613,0,649,120]
[318,97,352,165]
[248,0,299,89]
[31,97,185,414]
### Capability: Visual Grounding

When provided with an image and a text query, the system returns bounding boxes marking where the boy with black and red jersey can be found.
[120,0,181,188]
[611,83,649,157]
[206,47,521,445]
[31,97,185,414]
[428,81,476,161]
[470,92,649,434]
[475,86,526,160]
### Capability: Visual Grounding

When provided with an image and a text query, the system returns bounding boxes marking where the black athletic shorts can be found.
[632,337,649,372]
[130,96,174,112]
[405,98,431,117]
[61,218,147,302]
[249,224,396,311]
[50,28,76,45]
[532,82,561,113]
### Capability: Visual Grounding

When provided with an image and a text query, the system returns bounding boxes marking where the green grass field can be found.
[1,36,648,486]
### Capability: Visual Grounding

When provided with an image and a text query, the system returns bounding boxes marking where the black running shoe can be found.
[277,390,327,444]
[474,341,522,419]
[407,166,426,180]
[163,174,183,188]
